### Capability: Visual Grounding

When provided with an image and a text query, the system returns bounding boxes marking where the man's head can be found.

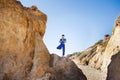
[62,34,65,38]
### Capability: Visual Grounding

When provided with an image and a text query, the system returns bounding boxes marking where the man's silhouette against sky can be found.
[57,34,66,56]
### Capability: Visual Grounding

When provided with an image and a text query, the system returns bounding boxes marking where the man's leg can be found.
[62,44,65,56]
[57,43,62,49]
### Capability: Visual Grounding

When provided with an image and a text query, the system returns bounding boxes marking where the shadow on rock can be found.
[50,54,87,80]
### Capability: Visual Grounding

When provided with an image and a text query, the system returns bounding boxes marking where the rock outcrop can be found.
[50,54,87,80]
[69,35,110,69]
[0,0,87,80]
[106,51,120,80]
[101,15,120,72]
[0,0,50,79]
[70,15,120,73]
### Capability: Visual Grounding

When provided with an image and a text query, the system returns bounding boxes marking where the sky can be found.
[19,0,120,56]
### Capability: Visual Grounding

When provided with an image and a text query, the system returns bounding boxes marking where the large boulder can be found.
[0,0,87,80]
[50,54,87,80]
[0,0,50,79]
[106,51,120,80]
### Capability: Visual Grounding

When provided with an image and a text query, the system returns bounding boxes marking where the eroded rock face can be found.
[106,51,120,80]
[0,0,50,80]
[101,15,120,72]
[69,35,110,70]
[70,15,120,73]
[50,54,87,80]
[0,0,86,80]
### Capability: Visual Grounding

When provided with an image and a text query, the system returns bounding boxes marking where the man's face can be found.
[62,35,64,38]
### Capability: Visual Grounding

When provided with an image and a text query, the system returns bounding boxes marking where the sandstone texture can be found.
[0,0,49,79]
[0,0,87,80]
[69,35,110,70]
[106,51,120,80]
[101,15,120,72]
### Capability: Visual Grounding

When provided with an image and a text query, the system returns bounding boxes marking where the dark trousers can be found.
[57,43,65,56]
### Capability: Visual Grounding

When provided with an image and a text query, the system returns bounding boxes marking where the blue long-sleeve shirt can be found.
[60,38,66,44]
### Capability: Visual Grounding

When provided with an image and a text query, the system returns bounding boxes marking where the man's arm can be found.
[63,39,66,43]
[59,39,62,43]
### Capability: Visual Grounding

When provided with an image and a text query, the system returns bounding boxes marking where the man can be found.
[57,34,66,56]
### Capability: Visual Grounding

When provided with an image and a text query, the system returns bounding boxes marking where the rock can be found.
[50,54,87,80]
[89,36,110,70]
[69,35,110,70]
[0,0,50,79]
[0,0,87,80]
[101,15,120,72]
[106,51,120,80]
[70,15,120,73]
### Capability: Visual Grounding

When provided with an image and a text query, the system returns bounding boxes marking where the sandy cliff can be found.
[0,0,87,80]
[69,34,110,70]
[101,15,120,72]
[70,14,120,80]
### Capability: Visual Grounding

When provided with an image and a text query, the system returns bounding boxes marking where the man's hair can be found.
[62,34,65,36]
